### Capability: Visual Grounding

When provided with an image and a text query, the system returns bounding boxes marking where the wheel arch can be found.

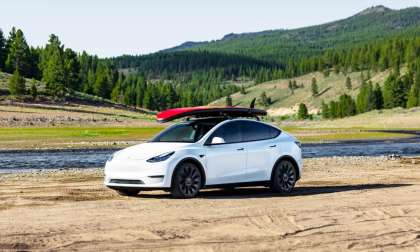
[171,157,207,187]
[270,155,300,182]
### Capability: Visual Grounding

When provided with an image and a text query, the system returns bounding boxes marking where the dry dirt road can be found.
[1,157,420,251]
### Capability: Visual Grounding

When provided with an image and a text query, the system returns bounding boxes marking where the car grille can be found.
[109,179,144,184]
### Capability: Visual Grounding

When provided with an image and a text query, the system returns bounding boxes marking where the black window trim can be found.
[204,120,281,146]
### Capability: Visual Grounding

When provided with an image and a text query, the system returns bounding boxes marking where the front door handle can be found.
[237,147,245,151]
[269,145,277,148]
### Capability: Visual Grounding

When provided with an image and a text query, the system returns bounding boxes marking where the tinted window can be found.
[151,121,218,143]
[241,121,280,142]
[208,121,242,144]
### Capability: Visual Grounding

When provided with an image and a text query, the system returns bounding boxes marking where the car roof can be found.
[156,106,267,123]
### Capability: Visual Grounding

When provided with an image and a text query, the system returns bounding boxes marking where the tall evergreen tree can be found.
[93,63,111,98]
[259,91,271,107]
[356,81,374,113]
[63,48,81,91]
[321,101,329,119]
[240,85,246,94]
[311,77,318,96]
[297,103,309,120]
[5,28,31,76]
[0,29,5,70]
[345,76,352,90]
[8,69,26,95]
[83,69,95,94]
[338,94,356,117]
[41,34,66,96]
[288,80,294,94]
[382,73,398,109]
[373,83,384,109]
[407,64,420,108]
[29,82,38,99]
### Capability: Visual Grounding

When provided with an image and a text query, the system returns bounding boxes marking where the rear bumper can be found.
[104,159,172,188]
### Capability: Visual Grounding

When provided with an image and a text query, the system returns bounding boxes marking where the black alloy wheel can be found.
[171,162,202,198]
[271,160,297,194]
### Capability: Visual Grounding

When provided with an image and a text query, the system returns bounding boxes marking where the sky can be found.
[1,0,419,57]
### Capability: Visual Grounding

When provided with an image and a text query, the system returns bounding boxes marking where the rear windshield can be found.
[151,120,219,143]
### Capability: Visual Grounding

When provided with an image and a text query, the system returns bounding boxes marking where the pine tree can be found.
[135,76,146,107]
[143,88,153,110]
[5,28,31,76]
[311,77,318,96]
[240,85,246,94]
[83,69,95,94]
[373,83,384,109]
[111,81,122,103]
[63,48,81,91]
[329,101,338,119]
[259,91,271,107]
[41,34,66,97]
[345,76,352,90]
[321,101,329,119]
[288,80,294,94]
[29,82,38,99]
[356,81,375,113]
[93,63,111,98]
[225,94,233,106]
[8,69,26,95]
[292,80,298,89]
[0,29,6,70]
[382,73,398,109]
[407,68,420,108]
[338,94,356,117]
[297,103,309,120]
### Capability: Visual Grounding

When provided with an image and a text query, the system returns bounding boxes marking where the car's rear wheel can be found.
[271,159,297,194]
[171,162,202,198]
[116,188,141,196]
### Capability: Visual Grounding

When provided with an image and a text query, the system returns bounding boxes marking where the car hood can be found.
[113,142,191,161]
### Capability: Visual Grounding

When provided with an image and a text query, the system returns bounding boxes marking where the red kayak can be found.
[156,106,267,123]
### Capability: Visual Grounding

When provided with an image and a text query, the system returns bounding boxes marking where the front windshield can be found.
[151,120,219,143]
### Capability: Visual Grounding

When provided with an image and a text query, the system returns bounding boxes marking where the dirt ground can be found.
[1,156,420,251]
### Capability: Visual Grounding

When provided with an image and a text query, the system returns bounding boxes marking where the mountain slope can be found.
[210,68,397,116]
[167,6,420,63]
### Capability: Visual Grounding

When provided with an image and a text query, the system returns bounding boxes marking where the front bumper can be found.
[104,159,172,188]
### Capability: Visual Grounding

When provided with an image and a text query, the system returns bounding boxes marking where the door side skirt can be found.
[204,180,270,189]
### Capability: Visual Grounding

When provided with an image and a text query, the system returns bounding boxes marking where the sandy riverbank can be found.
[1,156,420,251]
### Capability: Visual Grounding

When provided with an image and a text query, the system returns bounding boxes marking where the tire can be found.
[270,159,297,194]
[171,162,202,198]
[116,188,141,196]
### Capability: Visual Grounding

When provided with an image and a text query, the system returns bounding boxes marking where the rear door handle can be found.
[237,147,245,151]
[269,145,277,148]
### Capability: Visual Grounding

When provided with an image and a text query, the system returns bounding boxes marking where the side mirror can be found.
[211,136,225,145]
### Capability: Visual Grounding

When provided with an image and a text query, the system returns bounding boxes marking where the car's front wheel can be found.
[116,188,141,196]
[271,159,297,194]
[171,162,202,198]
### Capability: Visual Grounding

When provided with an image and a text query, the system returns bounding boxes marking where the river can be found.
[1,137,419,173]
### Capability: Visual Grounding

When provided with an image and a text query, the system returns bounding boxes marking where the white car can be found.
[104,107,302,198]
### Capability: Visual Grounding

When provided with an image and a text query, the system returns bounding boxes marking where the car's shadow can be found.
[136,183,411,199]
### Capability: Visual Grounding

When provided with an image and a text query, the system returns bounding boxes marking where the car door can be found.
[204,121,248,185]
[241,121,281,182]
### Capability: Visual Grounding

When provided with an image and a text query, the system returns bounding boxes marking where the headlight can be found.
[147,151,175,163]
[295,141,302,149]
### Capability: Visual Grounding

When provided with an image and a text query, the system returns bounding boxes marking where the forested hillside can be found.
[167,6,420,64]
[0,29,241,111]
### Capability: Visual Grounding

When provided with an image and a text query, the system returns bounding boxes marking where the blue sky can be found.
[1,0,419,57]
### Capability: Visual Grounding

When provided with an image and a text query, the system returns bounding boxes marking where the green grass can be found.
[0,127,164,149]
